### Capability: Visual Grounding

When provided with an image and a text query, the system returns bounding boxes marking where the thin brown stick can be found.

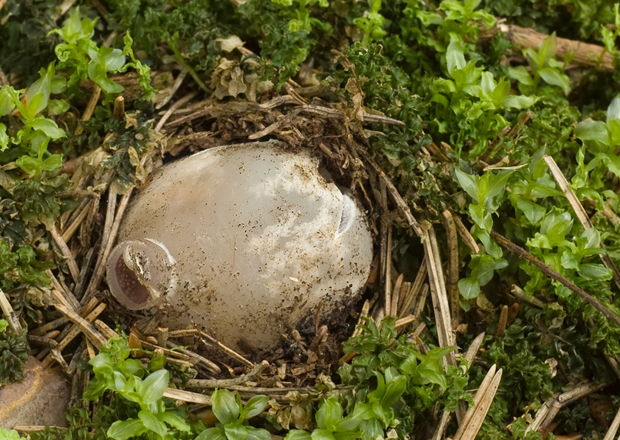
[491,230,620,327]
[155,91,198,132]
[544,155,620,291]
[199,330,254,368]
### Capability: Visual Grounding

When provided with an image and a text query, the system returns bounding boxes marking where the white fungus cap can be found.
[106,140,373,351]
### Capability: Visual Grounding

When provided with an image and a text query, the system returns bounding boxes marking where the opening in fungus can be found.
[114,254,151,305]
[337,193,356,237]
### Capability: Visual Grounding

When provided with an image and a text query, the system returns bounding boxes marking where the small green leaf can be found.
[455,168,479,203]
[538,67,570,94]
[244,395,269,419]
[196,428,227,440]
[245,427,273,440]
[507,66,534,86]
[107,419,148,440]
[0,123,9,151]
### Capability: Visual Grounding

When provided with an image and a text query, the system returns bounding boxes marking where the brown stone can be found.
[0,357,71,429]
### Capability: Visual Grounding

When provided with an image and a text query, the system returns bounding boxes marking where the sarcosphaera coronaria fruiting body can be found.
[106,140,373,351]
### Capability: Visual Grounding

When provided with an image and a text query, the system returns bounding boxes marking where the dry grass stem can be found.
[385,225,393,316]
[442,210,460,328]
[543,155,620,290]
[74,85,101,136]
[496,305,509,337]
[511,284,545,308]
[42,302,107,368]
[457,368,503,440]
[453,214,480,253]
[83,188,117,304]
[390,273,404,317]
[424,223,456,367]
[452,364,498,440]
[53,303,108,349]
[113,95,125,119]
[399,259,427,319]
[156,91,198,131]
[0,288,22,333]
[156,69,188,110]
[50,225,80,282]
[84,188,134,304]
[61,199,93,242]
[395,314,416,328]
[603,405,620,440]
[187,361,269,389]
[163,388,212,405]
[492,230,620,326]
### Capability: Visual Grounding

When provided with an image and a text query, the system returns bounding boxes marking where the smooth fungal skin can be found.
[106,140,373,351]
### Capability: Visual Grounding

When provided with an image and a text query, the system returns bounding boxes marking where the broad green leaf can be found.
[310,428,337,440]
[245,427,273,440]
[196,427,227,440]
[0,123,9,151]
[26,76,51,116]
[578,264,612,281]
[454,168,479,202]
[224,424,248,440]
[575,120,610,145]
[156,412,190,432]
[48,99,70,115]
[608,96,620,122]
[140,369,169,404]
[538,67,570,94]
[16,156,41,176]
[502,95,536,109]
[0,88,16,116]
[458,276,480,300]
[446,36,466,76]
[285,430,313,440]
[29,118,66,140]
[107,419,148,440]
[212,389,240,424]
[316,396,343,431]
[138,410,167,439]
[507,66,534,86]
[244,395,269,419]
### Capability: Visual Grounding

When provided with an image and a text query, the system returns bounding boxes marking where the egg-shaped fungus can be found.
[106,140,373,351]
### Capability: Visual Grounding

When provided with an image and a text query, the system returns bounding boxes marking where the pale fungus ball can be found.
[106,140,373,351]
